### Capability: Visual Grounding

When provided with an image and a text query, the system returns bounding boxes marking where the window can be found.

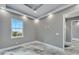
[11,18,23,38]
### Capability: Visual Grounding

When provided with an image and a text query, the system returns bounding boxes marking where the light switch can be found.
[56,33,59,35]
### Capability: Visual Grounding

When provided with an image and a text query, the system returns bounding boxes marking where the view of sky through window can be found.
[12,18,23,32]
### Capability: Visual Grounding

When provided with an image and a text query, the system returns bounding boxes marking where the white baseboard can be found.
[0,41,64,53]
[72,38,79,41]
[0,41,36,52]
[65,42,72,45]
[34,41,64,53]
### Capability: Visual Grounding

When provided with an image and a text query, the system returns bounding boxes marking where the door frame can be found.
[71,20,79,41]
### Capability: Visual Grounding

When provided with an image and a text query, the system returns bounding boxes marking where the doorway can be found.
[64,17,79,54]
[71,20,79,41]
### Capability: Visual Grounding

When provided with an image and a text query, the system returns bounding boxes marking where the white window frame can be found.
[11,18,24,38]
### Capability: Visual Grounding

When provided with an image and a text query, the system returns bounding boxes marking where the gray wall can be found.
[36,14,64,48]
[0,5,79,49]
[66,19,72,42]
[72,21,79,39]
[56,5,79,43]
[66,17,79,39]
[66,17,79,42]
[0,8,64,49]
[35,5,79,48]
[0,9,36,49]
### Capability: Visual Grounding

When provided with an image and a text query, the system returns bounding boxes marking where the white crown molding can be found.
[4,4,75,19]
[6,8,36,19]
[38,4,75,19]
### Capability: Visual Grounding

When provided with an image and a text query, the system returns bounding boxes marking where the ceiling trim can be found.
[38,4,75,19]
[33,4,43,10]
[5,4,75,20]
[24,4,43,10]
[64,5,79,18]
[6,8,36,19]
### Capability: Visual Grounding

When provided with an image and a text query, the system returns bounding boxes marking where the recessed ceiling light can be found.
[22,15,28,21]
[48,13,53,17]
[77,22,79,25]
[34,10,37,13]
[34,19,40,24]
[47,13,54,19]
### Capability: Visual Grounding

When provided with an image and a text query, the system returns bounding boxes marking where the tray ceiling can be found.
[6,4,74,19]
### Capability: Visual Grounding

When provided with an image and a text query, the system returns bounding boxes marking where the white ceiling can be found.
[6,4,74,19]
[25,4,43,10]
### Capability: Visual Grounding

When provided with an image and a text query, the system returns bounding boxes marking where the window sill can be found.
[11,36,23,39]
